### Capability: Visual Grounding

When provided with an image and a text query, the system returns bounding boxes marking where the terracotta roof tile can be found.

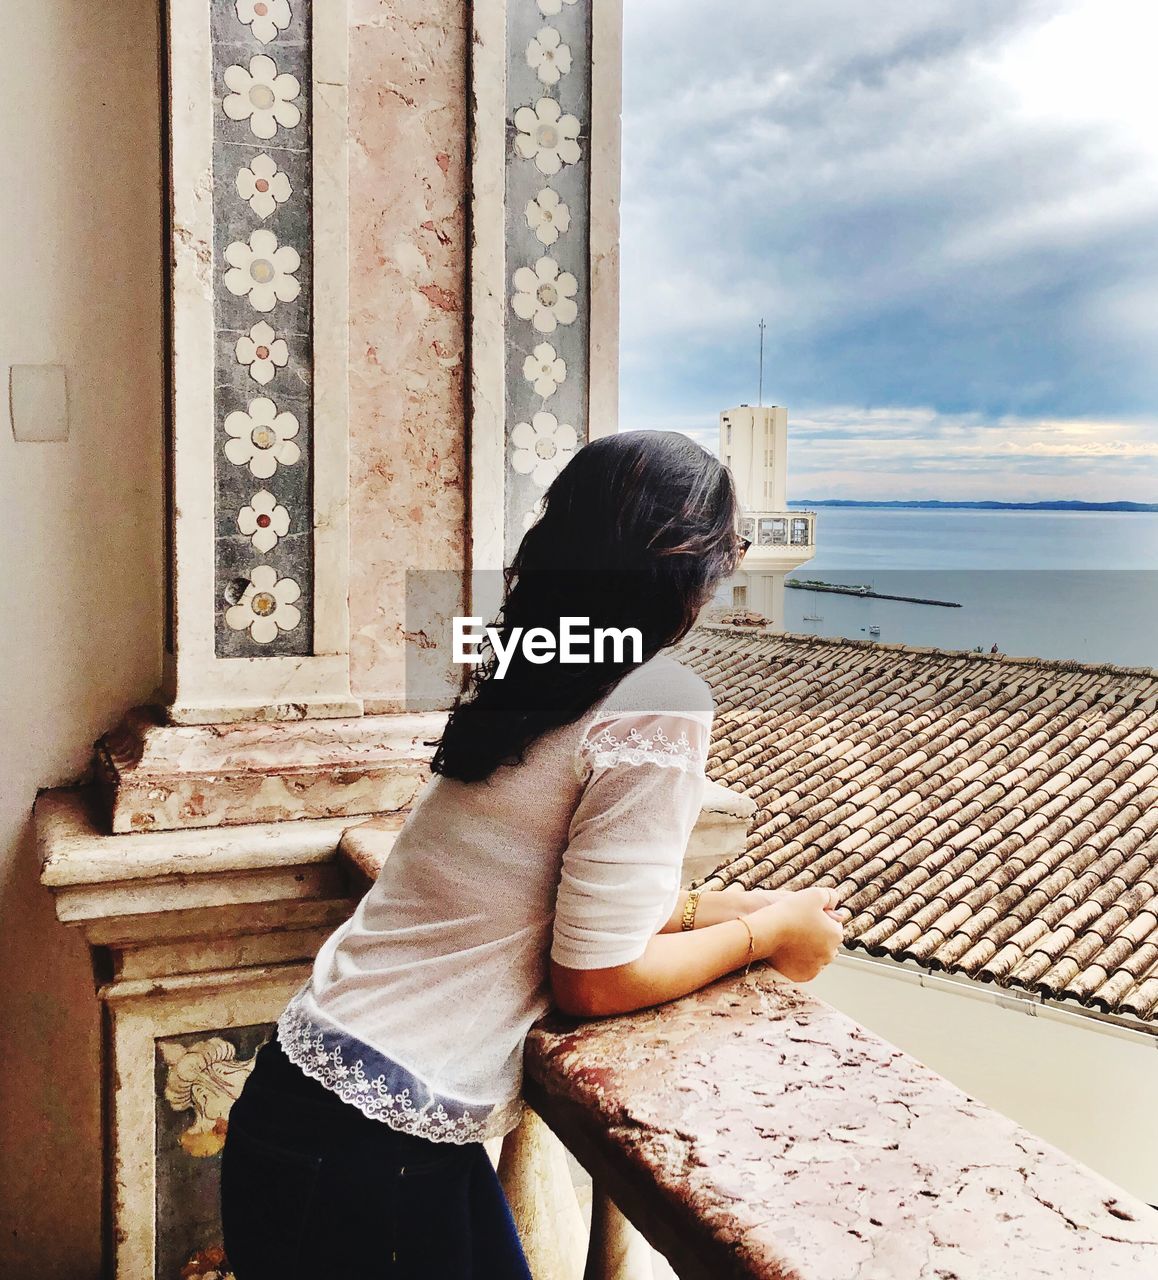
[681,627,1158,1028]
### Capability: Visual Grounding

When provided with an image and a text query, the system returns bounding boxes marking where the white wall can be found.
[0,2,164,1274]
[720,405,789,511]
[812,955,1158,1205]
[732,569,786,626]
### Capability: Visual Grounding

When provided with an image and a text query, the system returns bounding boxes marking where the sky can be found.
[619,0,1158,501]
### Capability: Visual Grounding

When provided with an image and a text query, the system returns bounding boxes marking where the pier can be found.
[788,579,962,608]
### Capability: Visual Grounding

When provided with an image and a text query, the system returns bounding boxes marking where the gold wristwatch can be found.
[680,889,701,931]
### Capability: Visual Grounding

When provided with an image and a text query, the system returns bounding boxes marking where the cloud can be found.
[620,0,1158,496]
[625,405,1158,501]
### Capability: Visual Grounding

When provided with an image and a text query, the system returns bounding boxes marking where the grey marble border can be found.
[503,1,593,563]
[211,0,314,656]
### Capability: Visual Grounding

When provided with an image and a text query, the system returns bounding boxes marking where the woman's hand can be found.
[747,887,844,982]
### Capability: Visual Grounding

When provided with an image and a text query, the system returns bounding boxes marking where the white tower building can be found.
[720,405,815,627]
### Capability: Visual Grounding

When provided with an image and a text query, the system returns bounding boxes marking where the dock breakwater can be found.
[787,580,962,608]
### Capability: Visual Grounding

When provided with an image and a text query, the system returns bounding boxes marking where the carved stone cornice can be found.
[93,706,446,834]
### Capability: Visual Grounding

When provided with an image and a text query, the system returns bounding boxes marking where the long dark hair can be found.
[432,430,741,782]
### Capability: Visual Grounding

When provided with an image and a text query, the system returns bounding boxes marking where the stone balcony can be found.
[36,768,1158,1279]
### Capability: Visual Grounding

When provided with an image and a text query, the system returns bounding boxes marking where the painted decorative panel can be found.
[154,1023,272,1279]
[212,1,313,656]
[503,0,592,562]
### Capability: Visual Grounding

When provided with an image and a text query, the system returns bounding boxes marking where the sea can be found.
[752,509,1156,669]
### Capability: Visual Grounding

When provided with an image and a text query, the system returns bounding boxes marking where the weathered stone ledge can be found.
[525,967,1158,1279]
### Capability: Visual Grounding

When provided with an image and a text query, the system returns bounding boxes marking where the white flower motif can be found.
[237,489,290,552]
[526,27,572,86]
[235,0,291,44]
[525,188,571,247]
[225,564,301,644]
[236,153,292,219]
[537,0,577,13]
[522,342,567,398]
[522,495,547,531]
[235,321,289,385]
[514,98,581,176]
[224,229,301,312]
[512,256,578,333]
[222,54,301,140]
[511,412,577,487]
[223,397,301,478]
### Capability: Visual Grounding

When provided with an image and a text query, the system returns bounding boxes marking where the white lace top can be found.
[278,653,712,1143]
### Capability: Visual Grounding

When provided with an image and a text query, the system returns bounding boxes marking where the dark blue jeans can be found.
[221,1037,533,1280]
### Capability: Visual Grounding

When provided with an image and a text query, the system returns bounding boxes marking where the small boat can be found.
[803,611,823,622]
[868,625,881,637]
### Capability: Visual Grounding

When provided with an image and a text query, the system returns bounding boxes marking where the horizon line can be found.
[786,499,1157,511]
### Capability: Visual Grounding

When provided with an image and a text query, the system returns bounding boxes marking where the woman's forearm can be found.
[657,884,780,934]
[549,917,763,1017]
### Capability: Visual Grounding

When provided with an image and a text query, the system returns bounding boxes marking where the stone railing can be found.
[523,969,1158,1280]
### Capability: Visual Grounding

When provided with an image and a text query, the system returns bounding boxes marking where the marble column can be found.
[166,0,358,725]
[96,0,622,835]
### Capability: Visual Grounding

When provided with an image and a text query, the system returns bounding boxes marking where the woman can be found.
[220,430,843,1278]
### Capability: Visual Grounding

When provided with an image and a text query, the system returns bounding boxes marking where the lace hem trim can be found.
[277,998,523,1145]
[578,721,704,778]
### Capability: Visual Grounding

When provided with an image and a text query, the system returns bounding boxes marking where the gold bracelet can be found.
[680,889,701,931]
[735,915,756,974]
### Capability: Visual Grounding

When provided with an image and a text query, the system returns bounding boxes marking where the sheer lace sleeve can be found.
[550,709,711,971]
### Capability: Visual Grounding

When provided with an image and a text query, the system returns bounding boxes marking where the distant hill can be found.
[789,499,1158,513]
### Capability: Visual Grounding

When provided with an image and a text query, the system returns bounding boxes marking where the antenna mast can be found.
[757,317,767,406]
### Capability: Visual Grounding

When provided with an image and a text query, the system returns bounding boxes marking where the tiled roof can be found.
[679,627,1158,1026]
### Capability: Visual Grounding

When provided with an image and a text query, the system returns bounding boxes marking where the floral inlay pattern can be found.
[513,98,582,176]
[237,489,291,552]
[523,342,567,398]
[235,320,289,385]
[224,229,301,312]
[522,495,546,531]
[222,54,302,139]
[236,153,292,218]
[235,0,291,44]
[525,188,571,246]
[223,398,301,478]
[214,0,312,657]
[511,412,578,487]
[225,565,302,642]
[526,27,572,86]
[502,0,588,560]
[512,256,578,333]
